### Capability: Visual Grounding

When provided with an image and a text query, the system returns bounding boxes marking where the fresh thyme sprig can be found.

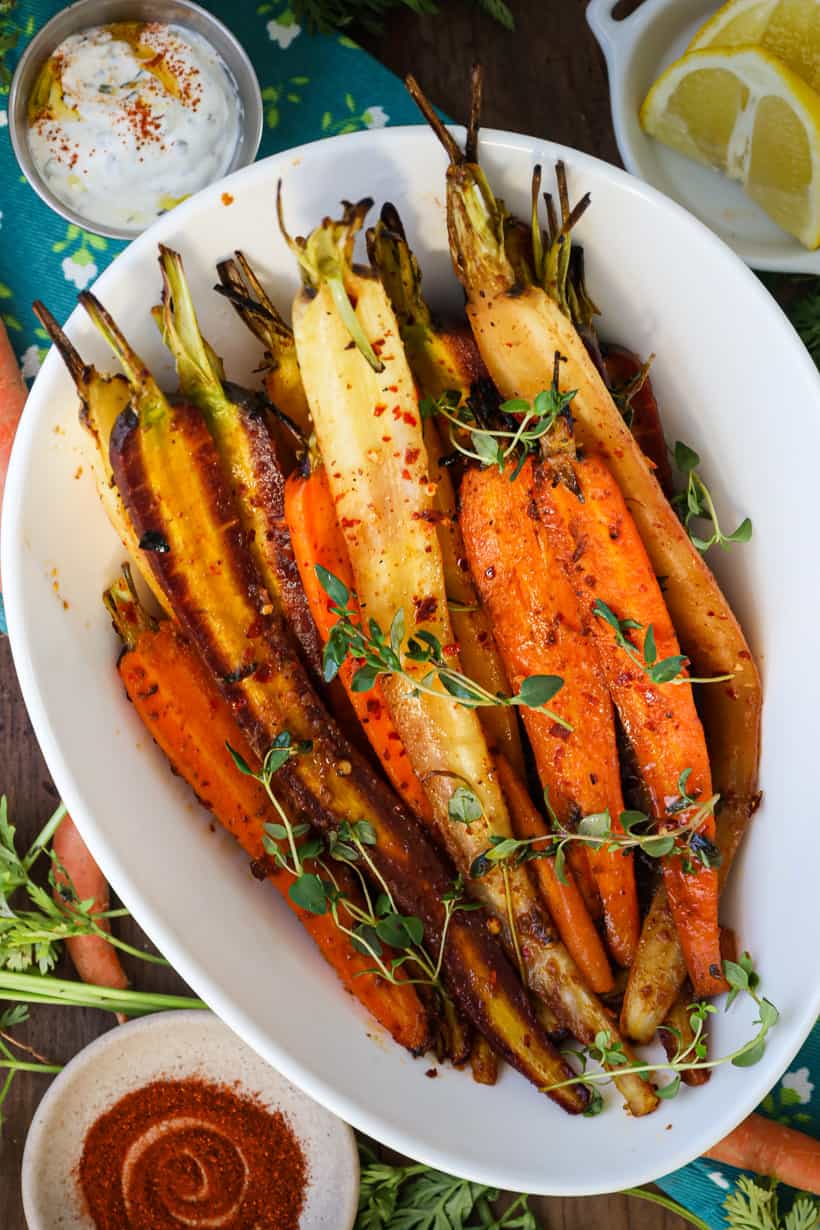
[420,382,576,479]
[0,797,167,974]
[548,954,778,1110]
[469,782,720,882]
[673,441,753,552]
[227,738,479,995]
[315,565,569,728]
[592,598,734,686]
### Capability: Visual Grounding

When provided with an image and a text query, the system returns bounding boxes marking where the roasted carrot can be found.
[601,345,673,496]
[705,1114,820,1194]
[534,453,725,999]
[104,569,431,1055]
[470,1033,499,1086]
[495,756,613,993]
[288,204,655,1117]
[461,458,641,968]
[284,464,433,822]
[52,813,130,1010]
[72,293,587,1113]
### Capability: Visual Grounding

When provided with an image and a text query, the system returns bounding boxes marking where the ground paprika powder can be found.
[78,1078,307,1229]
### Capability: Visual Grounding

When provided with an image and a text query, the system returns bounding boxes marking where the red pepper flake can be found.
[404,447,420,465]
[401,468,411,481]
[402,412,417,427]
[413,595,438,623]
[373,403,387,417]
[79,1078,306,1230]
[221,192,234,206]
[391,405,402,421]
[340,516,361,529]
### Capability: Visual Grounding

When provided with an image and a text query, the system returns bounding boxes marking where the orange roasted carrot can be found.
[496,756,613,994]
[705,1114,820,1195]
[105,572,431,1056]
[534,453,725,999]
[284,464,434,823]
[460,458,640,968]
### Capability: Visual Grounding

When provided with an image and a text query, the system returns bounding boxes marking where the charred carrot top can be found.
[105,571,431,1055]
[495,756,613,994]
[534,454,726,1000]
[284,465,434,822]
[460,458,640,969]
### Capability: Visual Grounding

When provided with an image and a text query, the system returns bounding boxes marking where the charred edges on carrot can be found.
[672,442,752,554]
[552,953,778,1112]
[226,737,481,993]
[469,784,721,883]
[419,377,575,479]
[315,564,570,726]
[592,599,735,687]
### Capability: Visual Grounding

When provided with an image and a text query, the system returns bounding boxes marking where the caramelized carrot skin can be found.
[460,459,640,968]
[284,467,433,821]
[534,454,725,999]
[117,617,431,1055]
[496,757,613,994]
[602,346,673,496]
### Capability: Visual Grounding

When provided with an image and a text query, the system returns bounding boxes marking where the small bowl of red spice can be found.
[21,1010,359,1230]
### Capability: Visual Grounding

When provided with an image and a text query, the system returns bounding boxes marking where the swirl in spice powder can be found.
[79,1079,307,1229]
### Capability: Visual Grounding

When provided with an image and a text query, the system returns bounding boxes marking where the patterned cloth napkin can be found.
[0,4,817,1226]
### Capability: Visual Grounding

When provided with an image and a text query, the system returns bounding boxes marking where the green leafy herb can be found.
[315,566,569,728]
[470,789,720,882]
[672,441,753,552]
[545,956,778,1107]
[229,740,478,999]
[592,599,733,686]
[791,284,820,370]
[420,383,576,478]
[0,797,167,974]
[723,1175,820,1230]
[448,786,484,824]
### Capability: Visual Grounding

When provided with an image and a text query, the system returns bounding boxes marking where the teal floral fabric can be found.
[0,0,423,369]
[0,4,817,1226]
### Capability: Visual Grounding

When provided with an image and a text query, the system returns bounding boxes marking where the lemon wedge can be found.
[640,46,820,248]
[687,0,820,93]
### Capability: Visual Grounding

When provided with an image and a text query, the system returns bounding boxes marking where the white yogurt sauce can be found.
[27,22,242,231]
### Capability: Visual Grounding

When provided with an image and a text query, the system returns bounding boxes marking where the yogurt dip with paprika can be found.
[26,21,242,233]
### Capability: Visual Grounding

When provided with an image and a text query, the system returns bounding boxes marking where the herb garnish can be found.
[592,598,734,685]
[549,955,778,1106]
[315,565,569,727]
[420,382,576,479]
[469,785,720,883]
[672,441,753,552]
[227,738,479,994]
[0,797,167,974]
[723,1175,819,1230]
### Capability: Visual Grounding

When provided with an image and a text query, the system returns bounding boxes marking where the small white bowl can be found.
[21,1010,359,1230]
[586,0,820,273]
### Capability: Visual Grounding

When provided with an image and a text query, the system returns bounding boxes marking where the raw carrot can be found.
[52,814,130,1005]
[705,1114,820,1194]
[461,458,640,968]
[534,453,725,999]
[105,572,432,1056]
[0,320,27,585]
[284,465,434,822]
[495,756,613,993]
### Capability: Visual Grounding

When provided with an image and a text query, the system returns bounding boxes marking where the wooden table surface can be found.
[0,1,692,1225]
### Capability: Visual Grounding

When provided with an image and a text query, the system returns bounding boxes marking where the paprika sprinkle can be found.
[78,1078,307,1229]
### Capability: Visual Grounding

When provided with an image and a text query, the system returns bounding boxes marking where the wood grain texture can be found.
[0,1,690,1224]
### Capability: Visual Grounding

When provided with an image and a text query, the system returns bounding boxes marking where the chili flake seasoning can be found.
[78,1078,307,1229]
